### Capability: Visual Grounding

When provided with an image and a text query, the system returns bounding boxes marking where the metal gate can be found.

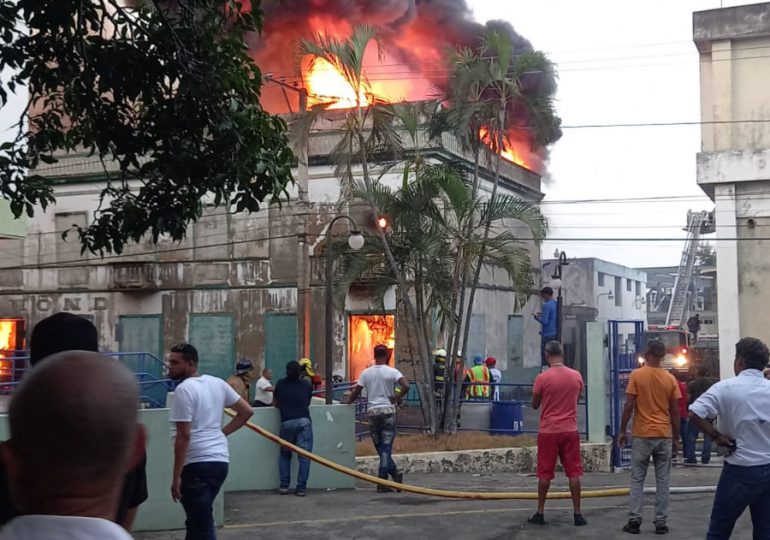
[609,320,645,468]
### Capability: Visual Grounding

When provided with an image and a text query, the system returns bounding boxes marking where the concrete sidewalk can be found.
[137,466,755,539]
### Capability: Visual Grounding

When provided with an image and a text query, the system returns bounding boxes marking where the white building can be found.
[694,3,770,377]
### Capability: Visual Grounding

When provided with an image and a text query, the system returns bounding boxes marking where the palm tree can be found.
[339,163,547,427]
[298,25,439,432]
[433,30,559,430]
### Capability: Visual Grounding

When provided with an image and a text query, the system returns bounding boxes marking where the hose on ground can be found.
[227,409,717,500]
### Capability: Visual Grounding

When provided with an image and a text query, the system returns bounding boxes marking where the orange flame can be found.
[304,58,371,110]
[479,127,533,171]
[349,315,395,381]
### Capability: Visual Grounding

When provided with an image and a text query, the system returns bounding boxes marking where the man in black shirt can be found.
[274,360,313,496]
[0,313,148,530]
[684,367,714,464]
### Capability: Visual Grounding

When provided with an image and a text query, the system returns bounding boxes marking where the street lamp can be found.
[596,291,615,304]
[325,215,364,404]
[551,250,569,342]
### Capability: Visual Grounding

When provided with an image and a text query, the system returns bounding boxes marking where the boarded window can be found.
[188,314,235,380]
[598,272,605,286]
[614,276,622,307]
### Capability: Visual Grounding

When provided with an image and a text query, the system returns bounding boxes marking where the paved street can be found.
[136,465,754,540]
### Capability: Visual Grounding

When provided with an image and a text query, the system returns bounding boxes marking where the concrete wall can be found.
[0,404,355,532]
[694,4,770,376]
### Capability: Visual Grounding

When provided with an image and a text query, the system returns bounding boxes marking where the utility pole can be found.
[296,89,311,359]
[265,75,312,360]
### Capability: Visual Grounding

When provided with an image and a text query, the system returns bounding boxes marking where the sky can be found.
[0,1,748,269]
[469,0,746,268]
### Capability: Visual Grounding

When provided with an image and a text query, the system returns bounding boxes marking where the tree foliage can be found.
[0,0,294,254]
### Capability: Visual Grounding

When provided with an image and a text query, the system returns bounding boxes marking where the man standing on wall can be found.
[534,287,558,366]
[226,358,253,403]
[274,361,314,496]
[168,343,253,540]
[344,344,410,492]
[528,341,587,527]
[253,368,274,407]
[618,341,681,535]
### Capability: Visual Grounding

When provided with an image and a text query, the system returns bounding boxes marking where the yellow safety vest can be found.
[465,365,490,398]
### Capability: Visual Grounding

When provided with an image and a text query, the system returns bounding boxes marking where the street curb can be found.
[355,442,611,475]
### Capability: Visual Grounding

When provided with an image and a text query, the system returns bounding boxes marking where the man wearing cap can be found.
[486,357,502,401]
[618,340,681,535]
[344,344,409,492]
[534,287,558,367]
[226,358,254,403]
[464,355,490,400]
[299,357,323,392]
[253,368,274,408]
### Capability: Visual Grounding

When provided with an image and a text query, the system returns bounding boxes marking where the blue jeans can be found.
[684,420,713,463]
[369,412,398,479]
[707,462,770,539]
[180,462,228,540]
[279,417,313,491]
[541,335,556,366]
[679,418,692,461]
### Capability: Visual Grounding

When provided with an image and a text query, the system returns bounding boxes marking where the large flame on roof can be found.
[479,127,535,171]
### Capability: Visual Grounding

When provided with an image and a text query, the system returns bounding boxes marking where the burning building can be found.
[0,0,556,388]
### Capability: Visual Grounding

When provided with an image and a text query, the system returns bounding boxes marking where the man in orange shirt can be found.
[618,341,681,535]
[528,341,587,527]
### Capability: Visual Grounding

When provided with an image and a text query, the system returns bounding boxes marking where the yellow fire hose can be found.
[225,409,631,500]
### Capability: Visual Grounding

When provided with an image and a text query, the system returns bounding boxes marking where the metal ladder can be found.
[665,210,715,329]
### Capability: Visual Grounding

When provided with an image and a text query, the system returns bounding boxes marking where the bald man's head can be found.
[2,351,143,514]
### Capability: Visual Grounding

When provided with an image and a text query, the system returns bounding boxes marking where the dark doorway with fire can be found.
[348,314,395,381]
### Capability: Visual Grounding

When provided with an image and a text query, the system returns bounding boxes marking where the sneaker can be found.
[376,484,394,493]
[528,512,546,525]
[622,519,641,535]
[655,523,669,535]
[392,471,404,493]
[683,459,697,464]
[574,514,588,527]
[278,487,290,495]
[295,490,306,497]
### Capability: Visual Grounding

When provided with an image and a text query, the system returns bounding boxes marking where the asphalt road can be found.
[136,465,756,540]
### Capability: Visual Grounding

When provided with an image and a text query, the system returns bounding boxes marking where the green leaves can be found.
[0,0,294,254]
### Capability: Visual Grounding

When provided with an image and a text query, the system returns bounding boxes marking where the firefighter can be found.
[464,355,490,400]
[433,348,448,397]
[299,357,323,392]
[226,357,254,402]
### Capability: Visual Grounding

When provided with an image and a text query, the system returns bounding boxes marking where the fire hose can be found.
[225,409,717,500]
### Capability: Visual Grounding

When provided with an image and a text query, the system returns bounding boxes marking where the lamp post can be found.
[325,215,365,404]
[551,250,569,342]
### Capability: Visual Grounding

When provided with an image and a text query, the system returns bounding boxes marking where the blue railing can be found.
[340,380,589,439]
[0,351,174,408]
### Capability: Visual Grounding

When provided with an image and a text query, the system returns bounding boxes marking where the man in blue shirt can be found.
[534,287,558,367]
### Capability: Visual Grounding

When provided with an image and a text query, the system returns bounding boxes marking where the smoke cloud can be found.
[254,0,560,171]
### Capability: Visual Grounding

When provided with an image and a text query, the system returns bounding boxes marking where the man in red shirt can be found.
[529,340,587,527]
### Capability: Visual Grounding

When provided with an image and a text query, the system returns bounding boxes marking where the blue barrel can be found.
[490,401,523,435]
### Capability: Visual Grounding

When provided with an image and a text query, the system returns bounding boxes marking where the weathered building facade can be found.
[0,127,545,384]
[641,265,717,336]
[694,3,770,377]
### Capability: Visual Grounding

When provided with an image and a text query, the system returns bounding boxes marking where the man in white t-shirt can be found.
[344,344,409,492]
[253,368,274,407]
[167,344,253,539]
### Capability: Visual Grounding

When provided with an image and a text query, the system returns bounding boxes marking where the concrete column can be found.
[586,321,607,443]
[711,40,733,151]
[715,184,740,379]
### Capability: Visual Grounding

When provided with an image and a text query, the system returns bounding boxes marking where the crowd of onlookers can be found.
[2,311,770,540]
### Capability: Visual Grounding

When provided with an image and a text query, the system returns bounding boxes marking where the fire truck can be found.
[639,211,718,376]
